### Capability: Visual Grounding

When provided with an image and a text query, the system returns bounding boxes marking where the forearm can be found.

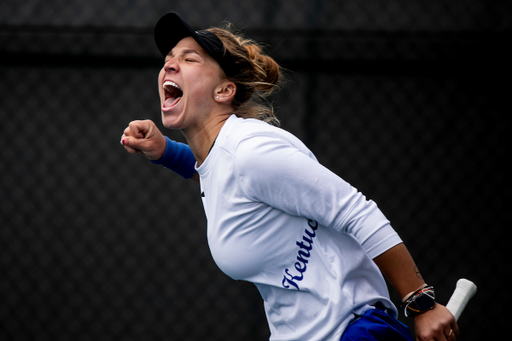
[374,243,459,339]
[373,242,426,301]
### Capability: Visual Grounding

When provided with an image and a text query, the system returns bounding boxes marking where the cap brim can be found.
[154,12,203,57]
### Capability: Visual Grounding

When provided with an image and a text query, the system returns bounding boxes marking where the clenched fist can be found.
[121,119,167,161]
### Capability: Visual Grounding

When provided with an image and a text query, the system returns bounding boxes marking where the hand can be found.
[121,120,167,160]
[414,304,459,341]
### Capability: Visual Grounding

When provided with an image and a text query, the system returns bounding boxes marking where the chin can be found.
[161,111,184,130]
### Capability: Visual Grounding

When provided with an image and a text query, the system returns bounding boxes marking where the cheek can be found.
[191,69,221,97]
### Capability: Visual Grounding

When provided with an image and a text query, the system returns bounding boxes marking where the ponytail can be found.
[207,26,283,126]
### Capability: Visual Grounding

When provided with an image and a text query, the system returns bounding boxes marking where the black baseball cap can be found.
[154,12,237,77]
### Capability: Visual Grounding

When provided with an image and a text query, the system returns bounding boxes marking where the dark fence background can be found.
[1,1,510,340]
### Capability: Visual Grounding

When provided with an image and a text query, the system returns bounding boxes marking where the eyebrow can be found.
[167,48,202,59]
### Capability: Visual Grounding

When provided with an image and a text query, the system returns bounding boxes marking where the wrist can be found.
[401,285,436,317]
[150,136,171,163]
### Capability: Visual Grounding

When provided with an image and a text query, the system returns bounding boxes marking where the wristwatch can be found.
[402,286,436,317]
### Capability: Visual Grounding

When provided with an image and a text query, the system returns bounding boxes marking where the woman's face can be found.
[158,36,224,130]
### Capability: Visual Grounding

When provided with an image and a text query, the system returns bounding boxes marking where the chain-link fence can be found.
[1,1,510,340]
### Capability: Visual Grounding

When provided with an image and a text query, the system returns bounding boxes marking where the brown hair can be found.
[207,25,283,126]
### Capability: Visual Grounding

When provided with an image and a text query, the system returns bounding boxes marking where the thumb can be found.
[122,135,147,156]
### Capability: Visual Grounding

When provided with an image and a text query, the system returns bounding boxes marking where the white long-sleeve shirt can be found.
[196,115,402,341]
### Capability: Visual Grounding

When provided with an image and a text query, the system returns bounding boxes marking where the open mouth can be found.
[163,80,183,108]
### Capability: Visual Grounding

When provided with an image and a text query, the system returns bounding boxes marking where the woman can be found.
[121,12,458,341]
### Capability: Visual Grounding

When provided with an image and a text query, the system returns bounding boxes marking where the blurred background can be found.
[1,1,509,340]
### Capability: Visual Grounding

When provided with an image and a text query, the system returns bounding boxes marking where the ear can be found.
[214,82,236,103]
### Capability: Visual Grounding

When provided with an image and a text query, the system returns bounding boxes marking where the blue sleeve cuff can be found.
[151,136,197,179]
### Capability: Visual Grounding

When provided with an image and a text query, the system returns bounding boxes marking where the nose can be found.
[164,59,179,73]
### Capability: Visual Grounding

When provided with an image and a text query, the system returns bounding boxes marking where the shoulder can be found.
[220,115,315,160]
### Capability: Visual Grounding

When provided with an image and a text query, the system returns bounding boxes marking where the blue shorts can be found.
[340,304,413,341]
